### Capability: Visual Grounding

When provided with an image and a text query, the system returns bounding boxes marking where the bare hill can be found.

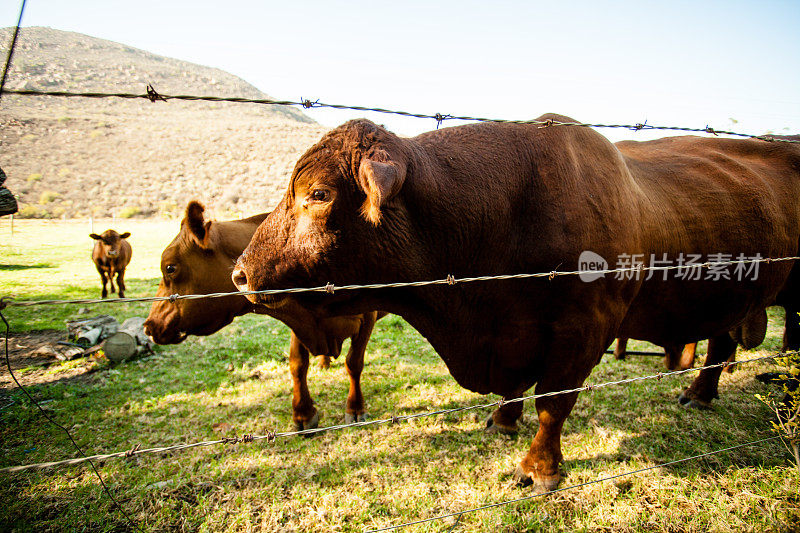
[0,27,329,219]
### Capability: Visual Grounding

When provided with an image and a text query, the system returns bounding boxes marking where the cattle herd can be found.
[129,114,799,493]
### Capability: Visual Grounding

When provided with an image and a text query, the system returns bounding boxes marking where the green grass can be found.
[1,218,799,532]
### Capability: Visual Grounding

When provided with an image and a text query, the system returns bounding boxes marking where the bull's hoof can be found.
[512,465,560,494]
[484,414,518,435]
[678,392,712,410]
[293,411,320,433]
[344,412,369,424]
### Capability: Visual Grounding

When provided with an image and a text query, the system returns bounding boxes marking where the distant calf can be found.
[90,230,132,298]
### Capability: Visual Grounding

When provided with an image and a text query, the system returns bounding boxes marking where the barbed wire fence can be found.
[3,3,800,530]
[5,86,800,144]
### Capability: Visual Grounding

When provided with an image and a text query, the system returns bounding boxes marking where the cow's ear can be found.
[119,232,130,239]
[357,157,405,225]
[89,233,101,240]
[185,201,212,249]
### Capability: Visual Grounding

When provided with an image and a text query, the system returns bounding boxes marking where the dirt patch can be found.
[1,329,100,389]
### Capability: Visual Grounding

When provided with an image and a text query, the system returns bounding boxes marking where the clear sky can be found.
[2,0,799,141]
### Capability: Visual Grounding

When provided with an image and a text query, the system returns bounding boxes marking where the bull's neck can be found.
[213,213,269,261]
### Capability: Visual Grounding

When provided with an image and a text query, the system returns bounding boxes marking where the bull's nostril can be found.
[231,268,248,290]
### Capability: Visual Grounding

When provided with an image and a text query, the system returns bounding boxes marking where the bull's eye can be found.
[165,265,176,274]
[310,189,329,202]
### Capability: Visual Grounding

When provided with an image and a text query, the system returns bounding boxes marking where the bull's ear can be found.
[89,233,101,240]
[119,232,130,239]
[185,201,212,249]
[357,158,405,225]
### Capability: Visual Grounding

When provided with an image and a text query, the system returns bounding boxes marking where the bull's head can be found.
[90,229,130,258]
[144,201,253,344]
[232,119,410,313]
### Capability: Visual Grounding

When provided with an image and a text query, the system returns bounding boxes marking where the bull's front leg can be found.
[514,386,579,493]
[511,338,603,493]
[679,333,737,409]
[344,312,377,424]
[288,332,319,430]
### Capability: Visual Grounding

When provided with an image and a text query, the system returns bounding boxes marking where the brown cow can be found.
[143,201,380,429]
[232,116,800,492]
[90,229,132,298]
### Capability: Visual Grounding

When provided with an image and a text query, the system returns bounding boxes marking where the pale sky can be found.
[2,0,799,141]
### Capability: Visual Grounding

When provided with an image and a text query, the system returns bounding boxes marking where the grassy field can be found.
[1,218,798,532]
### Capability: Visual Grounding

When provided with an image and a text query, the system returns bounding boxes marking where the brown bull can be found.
[143,201,381,429]
[90,229,132,298]
[232,116,800,492]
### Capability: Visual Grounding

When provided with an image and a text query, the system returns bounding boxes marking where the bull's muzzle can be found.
[231,265,256,302]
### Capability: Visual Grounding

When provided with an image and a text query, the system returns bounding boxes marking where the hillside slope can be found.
[0,27,328,219]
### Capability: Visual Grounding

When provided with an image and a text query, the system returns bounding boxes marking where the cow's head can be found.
[90,229,130,258]
[144,201,254,344]
[232,119,410,311]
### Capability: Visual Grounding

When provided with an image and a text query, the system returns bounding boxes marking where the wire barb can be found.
[124,444,141,458]
[301,98,318,109]
[145,84,166,103]
[434,113,452,129]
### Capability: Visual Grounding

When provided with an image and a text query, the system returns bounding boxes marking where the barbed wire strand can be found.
[363,435,782,532]
[3,255,798,308]
[0,0,25,103]
[2,350,790,474]
[3,88,799,144]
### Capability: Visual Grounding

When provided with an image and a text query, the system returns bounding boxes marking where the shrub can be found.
[27,173,42,183]
[38,190,60,204]
[119,206,141,219]
[756,345,800,472]
[16,204,51,218]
